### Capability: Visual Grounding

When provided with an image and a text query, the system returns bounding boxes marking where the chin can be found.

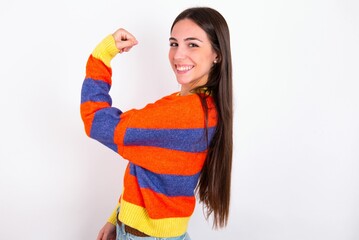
[176,78,191,85]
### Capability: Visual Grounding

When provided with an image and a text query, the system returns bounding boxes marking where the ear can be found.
[214,54,221,63]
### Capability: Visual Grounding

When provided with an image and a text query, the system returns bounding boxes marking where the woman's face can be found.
[169,19,217,95]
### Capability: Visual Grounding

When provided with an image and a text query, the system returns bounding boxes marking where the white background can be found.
[0,0,358,239]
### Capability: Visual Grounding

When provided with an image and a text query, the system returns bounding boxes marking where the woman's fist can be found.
[112,28,138,53]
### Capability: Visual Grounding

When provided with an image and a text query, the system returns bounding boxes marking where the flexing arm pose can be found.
[81,7,233,240]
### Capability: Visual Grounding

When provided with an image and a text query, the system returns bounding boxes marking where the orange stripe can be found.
[85,55,112,84]
[125,96,217,129]
[140,188,195,219]
[80,101,110,136]
[123,146,207,175]
[122,165,145,207]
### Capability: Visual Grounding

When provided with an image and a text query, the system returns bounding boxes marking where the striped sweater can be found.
[80,35,217,237]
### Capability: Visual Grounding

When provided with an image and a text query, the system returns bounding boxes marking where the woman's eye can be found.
[169,42,178,47]
[189,43,199,48]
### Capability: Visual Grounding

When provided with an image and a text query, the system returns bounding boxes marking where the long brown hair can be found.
[171,7,233,228]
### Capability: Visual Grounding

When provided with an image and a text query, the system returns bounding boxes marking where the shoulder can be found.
[123,93,216,129]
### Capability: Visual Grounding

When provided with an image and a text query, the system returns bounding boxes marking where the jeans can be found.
[116,221,191,240]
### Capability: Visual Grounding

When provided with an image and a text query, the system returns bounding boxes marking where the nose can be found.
[173,45,187,61]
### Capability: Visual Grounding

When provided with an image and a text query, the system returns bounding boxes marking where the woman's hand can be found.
[112,28,138,53]
[96,222,116,240]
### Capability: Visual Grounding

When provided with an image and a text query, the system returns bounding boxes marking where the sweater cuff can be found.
[107,202,121,226]
[92,34,119,68]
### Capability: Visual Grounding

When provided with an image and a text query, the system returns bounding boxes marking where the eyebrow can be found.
[169,37,203,42]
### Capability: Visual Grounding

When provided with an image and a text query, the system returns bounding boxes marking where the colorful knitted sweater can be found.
[80,35,217,237]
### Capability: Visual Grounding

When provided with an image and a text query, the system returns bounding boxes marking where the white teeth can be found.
[176,65,193,71]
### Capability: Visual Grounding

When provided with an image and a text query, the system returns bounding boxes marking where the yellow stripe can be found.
[118,199,190,237]
[92,34,119,67]
[107,202,120,225]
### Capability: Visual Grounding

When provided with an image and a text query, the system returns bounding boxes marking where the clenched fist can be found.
[112,28,138,53]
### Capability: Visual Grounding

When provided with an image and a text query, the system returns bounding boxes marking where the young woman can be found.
[81,6,233,240]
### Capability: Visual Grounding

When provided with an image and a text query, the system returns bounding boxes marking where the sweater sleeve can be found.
[80,34,217,174]
[80,35,124,153]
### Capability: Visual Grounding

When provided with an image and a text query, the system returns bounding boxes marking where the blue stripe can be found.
[124,127,215,153]
[81,78,112,104]
[129,164,199,197]
[90,107,122,152]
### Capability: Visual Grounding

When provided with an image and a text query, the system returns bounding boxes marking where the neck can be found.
[179,87,209,97]
[179,86,192,96]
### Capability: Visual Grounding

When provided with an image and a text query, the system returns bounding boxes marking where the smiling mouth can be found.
[176,65,194,72]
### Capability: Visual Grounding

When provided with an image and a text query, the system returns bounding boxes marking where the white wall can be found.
[0,0,358,239]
